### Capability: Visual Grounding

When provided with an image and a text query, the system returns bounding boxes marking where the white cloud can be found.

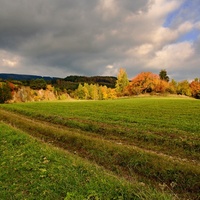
[150,21,194,48]
[0,50,21,68]
[148,42,194,69]
[102,64,119,76]
[106,65,113,69]
[147,0,181,20]
[178,21,193,33]
[126,44,154,57]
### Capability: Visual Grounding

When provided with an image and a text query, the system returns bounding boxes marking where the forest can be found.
[0,69,200,103]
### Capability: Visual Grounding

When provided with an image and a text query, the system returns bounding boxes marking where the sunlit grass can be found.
[0,97,199,199]
[1,122,172,200]
[1,97,199,133]
[1,97,199,160]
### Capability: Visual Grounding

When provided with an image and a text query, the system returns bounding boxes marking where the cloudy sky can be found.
[0,0,200,80]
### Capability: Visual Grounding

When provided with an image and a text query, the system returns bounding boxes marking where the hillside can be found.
[0,73,117,87]
[0,73,118,103]
[0,73,59,81]
[64,75,117,88]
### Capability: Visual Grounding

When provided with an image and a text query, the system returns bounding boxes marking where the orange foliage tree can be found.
[190,78,200,99]
[127,72,169,95]
[7,81,16,95]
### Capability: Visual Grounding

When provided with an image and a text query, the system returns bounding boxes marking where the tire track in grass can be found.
[1,122,164,200]
[0,108,198,167]
[1,106,199,163]
[0,109,199,199]
[0,108,199,167]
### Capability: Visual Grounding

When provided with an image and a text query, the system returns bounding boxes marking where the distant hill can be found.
[0,74,117,86]
[0,74,117,93]
[64,75,117,88]
[0,73,59,81]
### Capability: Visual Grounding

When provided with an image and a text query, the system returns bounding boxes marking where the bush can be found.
[0,83,12,103]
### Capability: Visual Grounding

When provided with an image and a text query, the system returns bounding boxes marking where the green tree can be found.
[115,68,129,96]
[0,82,12,103]
[75,84,85,99]
[30,79,47,90]
[159,69,169,82]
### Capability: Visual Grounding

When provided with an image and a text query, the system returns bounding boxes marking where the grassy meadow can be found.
[0,97,199,199]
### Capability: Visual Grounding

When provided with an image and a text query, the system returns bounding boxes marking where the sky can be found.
[0,0,200,81]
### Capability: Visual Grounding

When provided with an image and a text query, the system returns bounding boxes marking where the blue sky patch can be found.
[178,29,200,42]
[163,9,179,28]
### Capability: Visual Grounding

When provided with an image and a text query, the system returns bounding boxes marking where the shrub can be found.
[0,82,12,103]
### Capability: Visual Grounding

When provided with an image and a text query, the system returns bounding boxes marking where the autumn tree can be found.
[168,79,177,94]
[190,78,200,99]
[99,86,108,100]
[115,68,129,96]
[159,69,169,82]
[88,84,99,100]
[107,88,117,99]
[177,80,191,96]
[127,72,170,95]
[74,83,116,100]
[127,72,158,95]
[154,79,170,93]
[75,83,88,100]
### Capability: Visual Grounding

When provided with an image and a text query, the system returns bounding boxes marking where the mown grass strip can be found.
[1,122,171,200]
[0,109,199,199]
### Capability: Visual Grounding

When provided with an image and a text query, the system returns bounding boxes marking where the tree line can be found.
[71,69,200,100]
[114,69,200,99]
[73,83,116,100]
[0,69,200,103]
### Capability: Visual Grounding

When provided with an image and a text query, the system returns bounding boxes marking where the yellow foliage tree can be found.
[115,68,129,96]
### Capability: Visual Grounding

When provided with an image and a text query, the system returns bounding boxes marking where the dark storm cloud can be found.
[0,0,149,76]
[0,0,199,80]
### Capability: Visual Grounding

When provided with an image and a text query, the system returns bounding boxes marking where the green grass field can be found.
[0,97,199,199]
[1,122,165,200]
